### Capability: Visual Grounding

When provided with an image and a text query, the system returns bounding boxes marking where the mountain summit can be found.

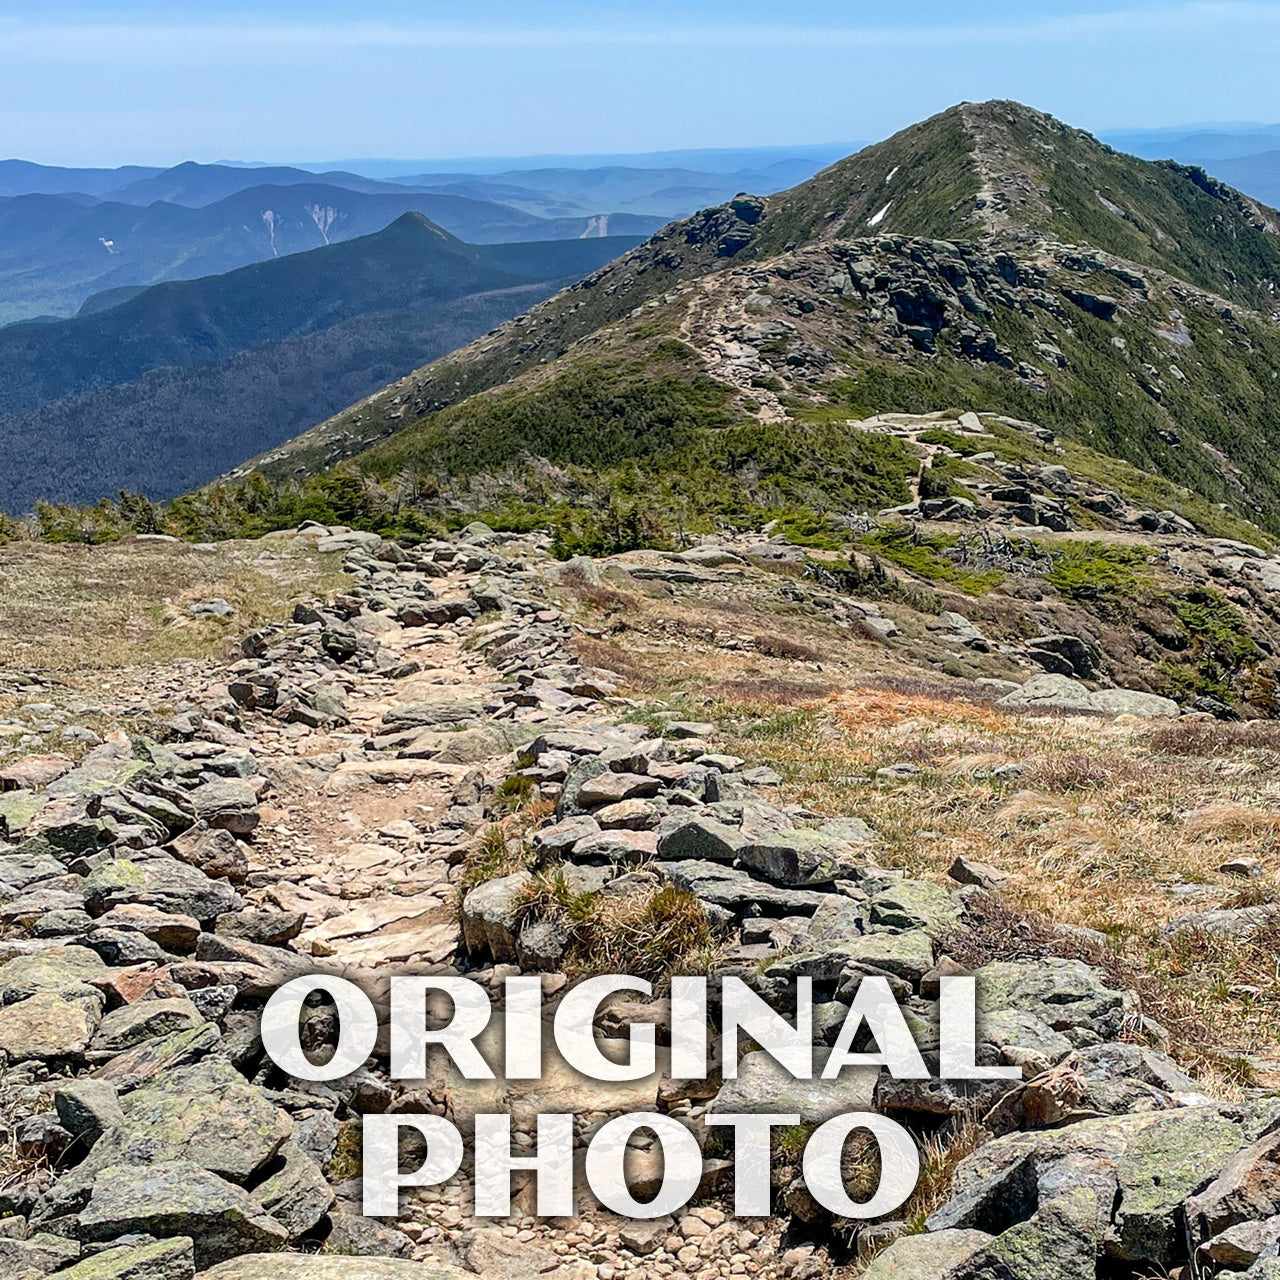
[209,101,1280,536]
[752,100,1280,312]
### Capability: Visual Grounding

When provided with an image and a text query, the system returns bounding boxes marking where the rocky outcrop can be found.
[928,1102,1280,1274]
[997,673,1180,717]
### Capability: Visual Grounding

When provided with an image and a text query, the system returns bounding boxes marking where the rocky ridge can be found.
[0,522,1279,1280]
[217,102,1280,548]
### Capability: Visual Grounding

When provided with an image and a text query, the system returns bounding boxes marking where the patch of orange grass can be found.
[707,666,1280,1061]
[824,690,1014,735]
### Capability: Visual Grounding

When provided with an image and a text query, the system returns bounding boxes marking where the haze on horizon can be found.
[2,0,1280,168]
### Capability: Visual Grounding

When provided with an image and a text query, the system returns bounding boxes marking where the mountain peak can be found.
[387,209,451,234]
[748,98,1280,313]
[745,98,1091,256]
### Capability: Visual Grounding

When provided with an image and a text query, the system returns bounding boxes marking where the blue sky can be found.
[1,1,1278,166]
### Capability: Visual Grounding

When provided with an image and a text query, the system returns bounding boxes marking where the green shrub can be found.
[1172,590,1258,667]
[1045,541,1150,603]
[773,510,846,550]
[492,774,537,814]
[550,501,671,559]
[859,525,1002,594]
[1162,589,1261,699]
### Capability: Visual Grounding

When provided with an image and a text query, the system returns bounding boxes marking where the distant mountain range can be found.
[0,214,639,512]
[1102,125,1280,162]
[0,174,664,325]
[382,161,827,221]
[99,162,416,207]
[1101,123,1280,213]
[1193,151,1280,209]
[0,160,164,198]
[285,144,859,178]
[0,151,848,323]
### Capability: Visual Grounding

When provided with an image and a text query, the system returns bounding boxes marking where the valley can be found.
[0,217,640,511]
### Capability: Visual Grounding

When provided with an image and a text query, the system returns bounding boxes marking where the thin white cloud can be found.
[3,1,1280,54]
[3,0,1277,165]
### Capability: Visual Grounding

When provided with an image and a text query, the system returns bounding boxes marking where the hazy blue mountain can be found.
[103,161,427,207]
[1173,131,1280,161]
[0,183,664,324]
[0,300,538,516]
[0,213,640,511]
[391,159,830,220]
[299,143,860,178]
[0,212,515,415]
[0,159,162,197]
[1102,126,1280,162]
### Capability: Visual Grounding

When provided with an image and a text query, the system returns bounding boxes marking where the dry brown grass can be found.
[902,1119,990,1230]
[825,689,1015,738]
[0,537,348,675]
[1146,718,1280,756]
[1222,882,1280,909]
[571,636,661,693]
[1030,751,1152,792]
[714,677,837,705]
[749,633,828,662]
[1180,800,1280,843]
[942,897,1236,1077]
[553,568,949,713]
[555,565,634,612]
[539,548,1280,1074]
[702,683,1280,1072]
[952,896,1280,1091]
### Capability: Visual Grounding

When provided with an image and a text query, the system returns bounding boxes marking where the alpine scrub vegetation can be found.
[513,871,716,984]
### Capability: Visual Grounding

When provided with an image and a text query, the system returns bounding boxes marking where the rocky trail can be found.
[1,520,1280,1280]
